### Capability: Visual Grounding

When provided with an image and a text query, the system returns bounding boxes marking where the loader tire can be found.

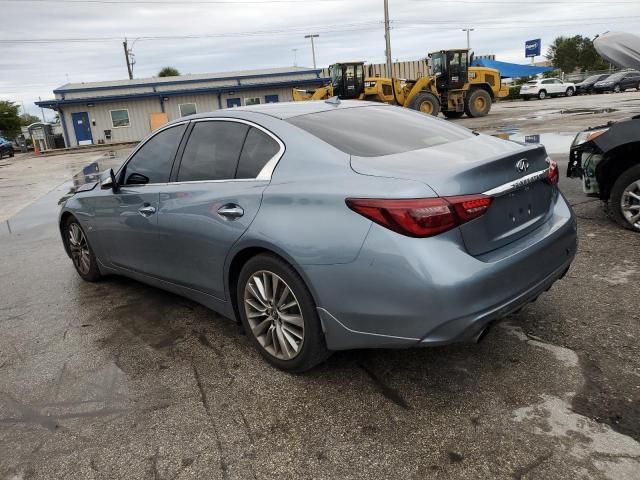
[409,92,440,116]
[464,89,492,117]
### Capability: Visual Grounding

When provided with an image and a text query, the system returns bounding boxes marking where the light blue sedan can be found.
[60,100,577,371]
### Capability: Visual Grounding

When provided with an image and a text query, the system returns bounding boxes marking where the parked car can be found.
[520,78,576,100]
[592,70,640,93]
[59,101,577,371]
[575,74,611,94]
[0,137,14,159]
[568,32,640,233]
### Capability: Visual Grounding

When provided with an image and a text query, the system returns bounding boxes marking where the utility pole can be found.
[123,38,133,79]
[292,48,298,67]
[383,0,393,77]
[304,34,319,69]
[462,28,474,51]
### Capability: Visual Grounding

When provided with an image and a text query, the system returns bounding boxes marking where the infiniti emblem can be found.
[516,158,530,173]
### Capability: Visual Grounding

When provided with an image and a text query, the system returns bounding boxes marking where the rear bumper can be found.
[304,191,577,350]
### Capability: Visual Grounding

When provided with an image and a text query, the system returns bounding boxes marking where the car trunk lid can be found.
[350,134,555,255]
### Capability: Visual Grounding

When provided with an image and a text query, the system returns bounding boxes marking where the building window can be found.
[244,97,261,106]
[110,109,130,128]
[265,94,279,103]
[179,103,197,117]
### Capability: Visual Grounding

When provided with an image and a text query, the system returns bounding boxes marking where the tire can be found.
[409,91,440,116]
[637,83,640,91]
[538,90,547,100]
[237,254,331,372]
[9,150,14,158]
[464,89,492,117]
[609,164,640,232]
[613,84,621,93]
[63,216,102,281]
[565,87,574,97]
[442,111,464,119]
[0,151,3,160]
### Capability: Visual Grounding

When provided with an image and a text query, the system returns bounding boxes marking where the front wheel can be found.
[538,90,547,100]
[613,84,621,93]
[566,87,574,97]
[409,91,440,116]
[64,217,102,281]
[464,89,492,117]
[237,254,331,372]
[610,164,640,232]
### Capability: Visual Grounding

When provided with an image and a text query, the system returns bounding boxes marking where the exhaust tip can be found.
[474,324,493,344]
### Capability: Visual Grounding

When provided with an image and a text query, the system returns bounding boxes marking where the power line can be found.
[2,0,342,3]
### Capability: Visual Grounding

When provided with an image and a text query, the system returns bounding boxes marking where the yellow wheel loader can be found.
[292,50,509,118]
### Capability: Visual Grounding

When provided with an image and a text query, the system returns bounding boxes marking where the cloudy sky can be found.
[1,0,639,117]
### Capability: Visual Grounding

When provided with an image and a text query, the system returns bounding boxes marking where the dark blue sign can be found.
[525,39,541,58]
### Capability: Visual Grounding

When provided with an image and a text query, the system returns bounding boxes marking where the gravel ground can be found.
[1,92,639,480]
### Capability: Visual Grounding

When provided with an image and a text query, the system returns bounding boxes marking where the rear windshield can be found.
[286,106,473,157]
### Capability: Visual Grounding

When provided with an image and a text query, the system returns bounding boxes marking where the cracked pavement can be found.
[1,93,640,479]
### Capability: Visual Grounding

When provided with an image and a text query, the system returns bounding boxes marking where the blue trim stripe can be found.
[53,69,325,94]
[36,77,328,108]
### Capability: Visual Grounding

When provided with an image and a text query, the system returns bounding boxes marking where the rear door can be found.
[154,119,283,299]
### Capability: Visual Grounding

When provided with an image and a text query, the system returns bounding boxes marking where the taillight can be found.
[346,194,492,238]
[546,158,559,185]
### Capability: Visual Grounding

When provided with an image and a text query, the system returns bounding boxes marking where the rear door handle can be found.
[138,205,156,217]
[217,204,244,219]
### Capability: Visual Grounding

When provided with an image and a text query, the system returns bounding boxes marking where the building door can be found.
[226,98,241,108]
[265,94,279,103]
[71,112,93,146]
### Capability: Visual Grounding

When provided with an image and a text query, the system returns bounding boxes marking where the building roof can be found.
[54,66,318,92]
[37,66,328,109]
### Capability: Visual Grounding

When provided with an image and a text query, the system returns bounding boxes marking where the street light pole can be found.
[384,0,393,77]
[462,28,474,50]
[304,34,319,69]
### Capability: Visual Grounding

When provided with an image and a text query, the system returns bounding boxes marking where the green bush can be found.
[505,85,521,100]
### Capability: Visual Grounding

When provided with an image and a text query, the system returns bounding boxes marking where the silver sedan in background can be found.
[60,101,577,371]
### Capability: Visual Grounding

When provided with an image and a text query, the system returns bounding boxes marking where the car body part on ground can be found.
[58,101,577,371]
[519,78,576,100]
[594,31,640,71]
[292,49,509,118]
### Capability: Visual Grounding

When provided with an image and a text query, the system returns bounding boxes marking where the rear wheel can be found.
[442,110,464,119]
[566,87,574,97]
[613,84,621,93]
[464,89,492,117]
[538,90,547,100]
[610,164,640,232]
[409,92,440,116]
[237,254,331,372]
[64,217,102,281]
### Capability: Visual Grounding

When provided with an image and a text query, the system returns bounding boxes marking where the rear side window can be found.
[287,106,472,157]
[178,121,249,181]
[123,124,186,184]
[236,127,280,179]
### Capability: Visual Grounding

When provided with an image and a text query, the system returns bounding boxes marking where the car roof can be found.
[183,100,385,122]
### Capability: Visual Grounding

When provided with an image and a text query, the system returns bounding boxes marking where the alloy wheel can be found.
[243,270,304,360]
[621,180,640,230]
[68,222,91,275]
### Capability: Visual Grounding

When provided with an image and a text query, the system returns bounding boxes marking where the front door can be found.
[93,123,188,273]
[154,120,281,299]
[72,112,93,146]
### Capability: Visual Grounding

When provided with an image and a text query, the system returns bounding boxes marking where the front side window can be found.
[236,127,280,179]
[330,65,343,88]
[245,97,261,106]
[178,121,249,182]
[122,124,186,184]
[179,103,197,117]
[110,109,130,128]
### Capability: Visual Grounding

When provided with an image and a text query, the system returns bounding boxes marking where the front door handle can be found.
[138,205,156,217]
[217,204,244,219]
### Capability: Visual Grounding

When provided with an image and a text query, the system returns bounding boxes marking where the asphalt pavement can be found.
[1,92,639,480]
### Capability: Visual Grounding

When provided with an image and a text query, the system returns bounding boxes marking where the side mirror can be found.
[126,172,149,185]
[101,168,119,192]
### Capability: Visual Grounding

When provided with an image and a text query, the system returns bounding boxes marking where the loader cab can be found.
[430,50,469,91]
[329,62,365,99]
